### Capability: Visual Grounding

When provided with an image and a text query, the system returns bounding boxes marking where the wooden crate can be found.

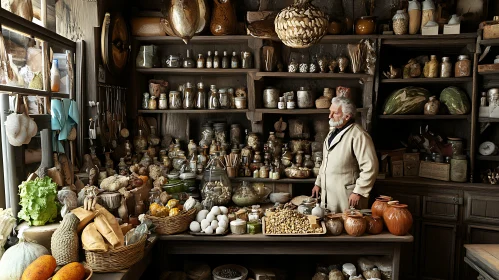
[403,153,420,176]
[391,160,404,177]
[419,161,450,181]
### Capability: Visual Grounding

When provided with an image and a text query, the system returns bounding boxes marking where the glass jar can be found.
[424,55,439,78]
[392,10,409,35]
[208,85,220,109]
[455,55,471,77]
[169,91,182,109]
[201,153,232,206]
[447,137,463,156]
[164,54,181,68]
[450,155,467,182]
[196,82,206,109]
[159,93,168,109]
[142,92,150,109]
[232,181,260,207]
[182,82,195,109]
[230,124,242,146]
[197,54,205,68]
[136,45,159,68]
[259,164,270,178]
[231,51,239,68]
[219,88,229,109]
[489,88,499,117]
[148,96,157,110]
[241,51,253,69]
[247,205,262,234]
[199,123,214,147]
[148,126,161,147]
[134,130,147,153]
[228,88,235,109]
[206,51,213,68]
[440,57,452,78]
[214,122,227,144]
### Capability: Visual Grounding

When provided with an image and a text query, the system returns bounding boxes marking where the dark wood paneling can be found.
[465,192,499,225]
[400,220,421,279]
[423,194,462,221]
[420,222,457,280]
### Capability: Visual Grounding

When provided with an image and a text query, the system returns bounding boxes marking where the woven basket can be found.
[146,208,196,235]
[85,235,147,273]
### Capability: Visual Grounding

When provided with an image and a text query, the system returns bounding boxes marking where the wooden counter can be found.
[464,244,499,280]
[159,232,413,280]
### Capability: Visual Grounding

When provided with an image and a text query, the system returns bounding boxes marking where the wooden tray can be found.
[262,217,327,236]
[189,230,229,236]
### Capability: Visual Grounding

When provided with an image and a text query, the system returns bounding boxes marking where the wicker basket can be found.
[146,208,196,235]
[85,235,147,273]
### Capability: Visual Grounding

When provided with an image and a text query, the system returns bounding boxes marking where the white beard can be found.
[329,118,345,128]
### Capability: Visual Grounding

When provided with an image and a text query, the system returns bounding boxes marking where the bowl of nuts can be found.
[285,166,311,179]
[213,264,248,280]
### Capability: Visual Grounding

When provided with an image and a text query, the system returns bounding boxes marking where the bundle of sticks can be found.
[224,154,240,168]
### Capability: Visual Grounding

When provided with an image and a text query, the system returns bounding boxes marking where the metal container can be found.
[168,91,182,109]
[263,87,279,108]
[447,137,463,156]
[296,87,314,108]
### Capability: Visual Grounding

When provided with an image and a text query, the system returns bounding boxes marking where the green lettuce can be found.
[18,176,58,226]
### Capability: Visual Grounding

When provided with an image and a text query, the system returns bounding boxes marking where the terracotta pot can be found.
[344,213,367,237]
[365,214,384,235]
[371,196,392,218]
[355,16,376,35]
[383,201,413,236]
[325,213,344,236]
[210,0,237,36]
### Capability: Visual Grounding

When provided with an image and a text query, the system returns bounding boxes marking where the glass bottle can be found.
[455,55,471,77]
[424,55,439,78]
[440,57,452,78]
[134,130,148,153]
[196,82,206,109]
[213,51,220,69]
[51,59,61,92]
[222,51,230,69]
[231,51,239,68]
[206,51,213,68]
[208,85,220,109]
[197,54,205,68]
[148,126,160,147]
[159,93,167,109]
[142,92,150,109]
[219,88,229,109]
[183,49,195,68]
[228,88,235,109]
[182,82,195,109]
[241,51,253,69]
[148,95,157,110]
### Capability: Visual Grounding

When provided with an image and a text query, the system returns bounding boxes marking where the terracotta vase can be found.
[383,201,413,236]
[355,16,376,35]
[344,213,367,237]
[210,0,237,36]
[371,195,392,218]
[365,214,384,235]
[325,213,344,236]
[424,96,440,115]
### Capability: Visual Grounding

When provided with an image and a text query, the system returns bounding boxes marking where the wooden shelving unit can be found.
[138,109,249,114]
[479,38,499,46]
[380,77,473,84]
[476,155,499,161]
[230,177,316,184]
[378,115,470,120]
[478,117,499,123]
[255,72,372,80]
[135,35,253,44]
[136,68,258,75]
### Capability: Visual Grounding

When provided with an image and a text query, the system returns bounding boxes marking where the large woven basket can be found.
[146,208,196,235]
[85,235,147,273]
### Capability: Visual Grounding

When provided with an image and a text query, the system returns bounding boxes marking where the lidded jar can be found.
[408,0,422,35]
[383,201,413,236]
[134,130,148,153]
[392,10,409,35]
[169,90,182,109]
[159,93,167,109]
[371,195,392,218]
[344,212,367,237]
[455,55,471,77]
[201,152,232,206]
[440,57,452,78]
[424,55,439,78]
[325,213,343,235]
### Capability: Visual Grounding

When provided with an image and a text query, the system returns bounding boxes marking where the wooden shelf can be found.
[255,72,372,80]
[380,33,477,46]
[0,85,69,98]
[480,38,499,47]
[381,77,473,84]
[134,35,253,44]
[478,70,499,76]
[137,68,257,75]
[138,109,249,114]
[255,109,329,114]
[379,115,470,120]
[478,117,499,123]
[476,155,499,161]
[230,177,316,184]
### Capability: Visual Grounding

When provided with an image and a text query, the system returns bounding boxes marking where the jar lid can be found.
[442,57,450,61]
[160,93,167,97]
[458,55,469,60]
[396,9,405,13]
[231,219,247,226]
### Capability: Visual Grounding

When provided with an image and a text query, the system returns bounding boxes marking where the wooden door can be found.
[420,222,458,280]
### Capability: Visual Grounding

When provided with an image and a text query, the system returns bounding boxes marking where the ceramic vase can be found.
[344,213,367,237]
[424,96,440,115]
[383,201,413,236]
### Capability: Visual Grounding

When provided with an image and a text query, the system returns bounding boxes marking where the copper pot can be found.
[325,213,344,236]
[365,214,384,235]
[383,201,413,236]
[344,213,366,237]
[355,16,376,35]
[371,195,392,218]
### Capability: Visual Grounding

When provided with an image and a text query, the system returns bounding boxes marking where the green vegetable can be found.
[440,86,470,115]
[18,177,58,226]
[383,86,430,115]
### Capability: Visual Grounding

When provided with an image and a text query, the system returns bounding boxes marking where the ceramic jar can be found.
[344,213,367,237]
[355,16,376,35]
[364,214,384,235]
[297,87,314,108]
[440,57,452,78]
[325,213,343,235]
[312,203,325,218]
[383,201,413,236]
[371,195,392,218]
[393,10,409,35]
[408,0,422,34]
[424,55,439,78]
[424,96,440,115]
[169,91,182,109]
[455,55,471,77]
[328,20,342,35]
[421,0,436,30]
[210,0,237,36]
[263,87,279,108]
[159,93,168,109]
[448,137,463,156]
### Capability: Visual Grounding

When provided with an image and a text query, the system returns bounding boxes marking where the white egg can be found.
[201,219,211,231]
[211,220,219,229]
[216,227,225,234]
[196,210,209,223]
[219,206,228,215]
[217,215,228,223]
[206,213,216,223]
[204,226,214,234]
[217,215,225,221]
[218,220,228,230]
[189,221,201,232]
[210,206,221,216]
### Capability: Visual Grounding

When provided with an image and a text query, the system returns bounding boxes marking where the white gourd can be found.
[4,113,22,138]
[184,197,196,211]
[0,232,49,280]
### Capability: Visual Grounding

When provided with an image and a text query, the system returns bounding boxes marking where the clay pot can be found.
[325,213,344,236]
[328,20,342,34]
[365,214,384,235]
[424,96,440,115]
[210,0,237,35]
[383,201,413,236]
[371,195,392,218]
[355,16,376,35]
[344,213,367,237]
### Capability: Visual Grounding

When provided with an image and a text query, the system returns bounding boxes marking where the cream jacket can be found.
[314,123,379,213]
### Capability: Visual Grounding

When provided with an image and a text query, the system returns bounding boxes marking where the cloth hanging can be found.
[51,98,79,152]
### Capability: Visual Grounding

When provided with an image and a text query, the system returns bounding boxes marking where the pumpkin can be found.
[21,255,56,280]
[169,208,180,217]
[53,262,85,280]
[383,87,430,115]
[0,234,49,280]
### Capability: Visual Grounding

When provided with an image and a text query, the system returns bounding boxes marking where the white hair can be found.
[332,97,356,118]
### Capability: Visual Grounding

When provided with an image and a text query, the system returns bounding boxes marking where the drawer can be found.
[423,194,462,221]
[465,192,499,225]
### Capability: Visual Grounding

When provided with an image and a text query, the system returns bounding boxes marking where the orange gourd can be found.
[53,262,85,280]
[21,255,57,280]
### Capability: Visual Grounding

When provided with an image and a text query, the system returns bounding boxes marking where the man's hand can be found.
[349,193,361,207]
[312,185,321,198]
